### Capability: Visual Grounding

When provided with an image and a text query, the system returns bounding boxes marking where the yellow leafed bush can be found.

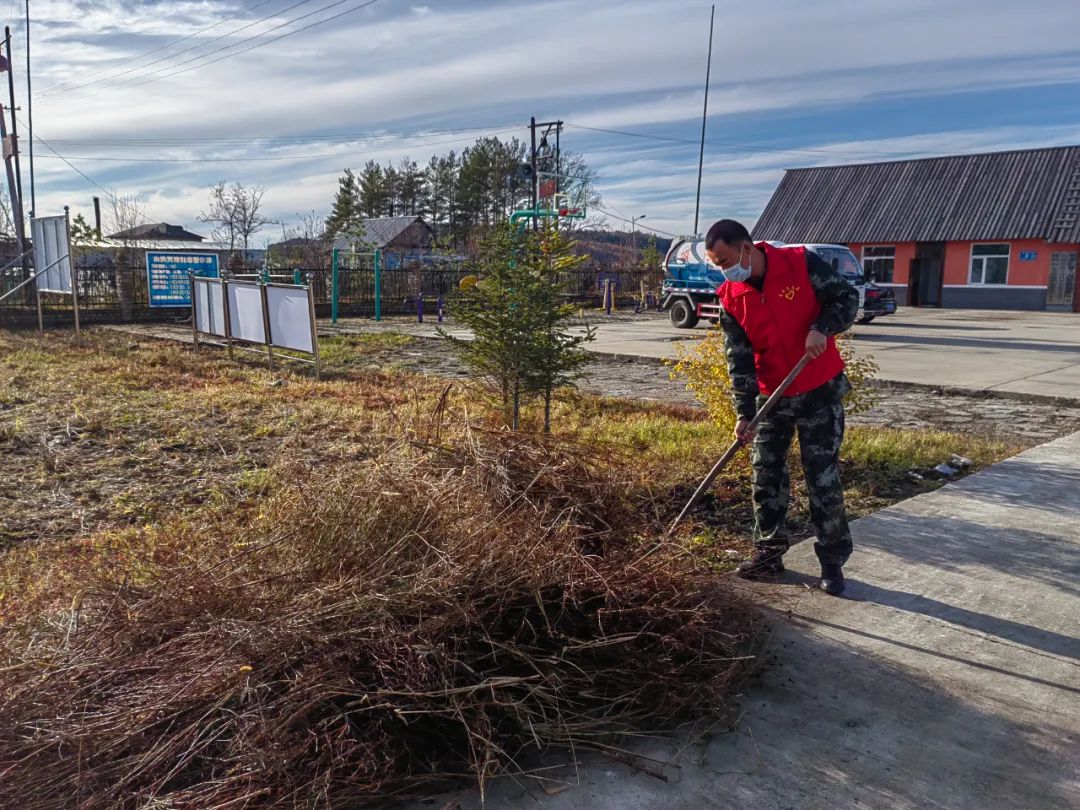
[667,326,879,431]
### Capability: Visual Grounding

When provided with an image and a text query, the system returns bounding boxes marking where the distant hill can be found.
[571,229,673,267]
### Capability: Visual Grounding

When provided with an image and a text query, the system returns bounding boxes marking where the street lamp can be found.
[631,214,646,257]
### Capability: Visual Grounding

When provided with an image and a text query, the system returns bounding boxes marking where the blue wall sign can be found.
[146,252,220,307]
[1019,250,1037,262]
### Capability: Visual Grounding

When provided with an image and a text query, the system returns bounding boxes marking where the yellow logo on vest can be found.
[779,285,800,301]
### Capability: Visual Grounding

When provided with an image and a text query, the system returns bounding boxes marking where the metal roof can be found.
[751,146,1080,244]
[107,222,206,242]
[92,238,232,251]
[332,216,431,251]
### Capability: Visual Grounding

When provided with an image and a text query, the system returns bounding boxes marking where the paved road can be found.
[409,430,1080,810]
[568,308,1080,400]
[355,308,1080,400]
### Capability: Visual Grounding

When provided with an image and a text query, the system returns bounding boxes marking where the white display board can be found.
[227,282,266,344]
[193,277,227,337]
[31,215,72,294]
[266,285,314,353]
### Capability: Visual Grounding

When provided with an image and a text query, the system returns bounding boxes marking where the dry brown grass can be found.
[0,428,761,809]
[0,330,436,548]
[0,326,1028,807]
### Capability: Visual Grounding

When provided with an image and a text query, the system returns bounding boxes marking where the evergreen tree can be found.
[396,158,424,216]
[358,161,386,217]
[69,213,98,245]
[441,152,461,237]
[441,222,594,431]
[328,136,596,250]
[523,225,595,431]
[382,164,400,216]
[424,152,459,238]
[326,169,360,237]
[640,236,662,280]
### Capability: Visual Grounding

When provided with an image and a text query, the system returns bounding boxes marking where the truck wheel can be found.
[670,299,699,329]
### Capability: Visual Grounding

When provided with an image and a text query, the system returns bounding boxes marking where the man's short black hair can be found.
[705,219,752,251]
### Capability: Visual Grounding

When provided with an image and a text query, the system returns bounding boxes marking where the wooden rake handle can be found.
[667,353,812,536]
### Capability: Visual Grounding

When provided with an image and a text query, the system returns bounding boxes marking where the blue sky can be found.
[13,0,1080,242]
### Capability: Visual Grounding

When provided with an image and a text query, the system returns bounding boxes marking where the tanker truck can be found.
[659,238,894,328]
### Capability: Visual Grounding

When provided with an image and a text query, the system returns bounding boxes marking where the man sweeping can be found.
[704,220,859,595]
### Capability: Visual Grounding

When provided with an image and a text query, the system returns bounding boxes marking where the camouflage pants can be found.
[751,378,852,566]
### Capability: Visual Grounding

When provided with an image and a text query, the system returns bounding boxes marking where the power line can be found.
[593,205,680,238]
[28,130,118,202]
[32,125,524,164]
[42,0,320,99]
[39,123,518,148]
[601,200,632,221]
[37,0,283,97]
[565,122,919,161]
[61,0,385,100]
[136,0,387,89]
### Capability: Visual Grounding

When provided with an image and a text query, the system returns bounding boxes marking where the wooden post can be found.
[307,283,320,382]
[260,282,275,373]
[190,274,199,351]
[222,280,235,360]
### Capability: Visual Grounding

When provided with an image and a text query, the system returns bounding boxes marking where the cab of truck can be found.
[785,243,895,324]
[661,239,894,328]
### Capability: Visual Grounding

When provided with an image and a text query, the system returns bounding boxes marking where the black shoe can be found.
[820,563,845,596]
[736,549,786,580]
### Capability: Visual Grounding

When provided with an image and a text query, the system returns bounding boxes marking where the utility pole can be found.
[1,34,28,297]
[632,214,646,260]
[529,117,538,230]
[555,123,561,196]
[693,4,715,237]
[4,28,22,210]
[24,0,33,217]
[528,118,564,231]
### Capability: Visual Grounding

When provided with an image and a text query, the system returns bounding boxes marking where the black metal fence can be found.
[1,261,662,328]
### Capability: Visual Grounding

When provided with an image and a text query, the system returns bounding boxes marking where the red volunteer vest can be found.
[717,242,845,397]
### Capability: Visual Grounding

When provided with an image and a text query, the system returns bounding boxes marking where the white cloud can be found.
[594,122,1080,237]
[12,0,1080,238]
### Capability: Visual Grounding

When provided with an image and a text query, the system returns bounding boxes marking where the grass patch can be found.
[0,430,762,808]
[0,327,1024,563]
[319,332,416,366]
[839,427,1024,523]
[0,326,1032,805]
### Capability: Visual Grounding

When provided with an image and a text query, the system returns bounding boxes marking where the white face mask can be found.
[722,245,753,283]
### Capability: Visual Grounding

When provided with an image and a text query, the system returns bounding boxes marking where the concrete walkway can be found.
[414,431,1080,809]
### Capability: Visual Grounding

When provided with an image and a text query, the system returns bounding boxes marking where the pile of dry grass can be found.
[0,430,761,808]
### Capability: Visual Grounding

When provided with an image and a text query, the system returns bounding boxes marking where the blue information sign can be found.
[146,252,220,307]
[1019,250,1037,262]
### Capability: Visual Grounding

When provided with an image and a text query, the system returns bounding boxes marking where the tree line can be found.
[325,135,598,246]
[47,135,600,269]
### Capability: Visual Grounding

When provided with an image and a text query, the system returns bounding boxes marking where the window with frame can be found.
[862,246,895,283]
[969,244,1010,285]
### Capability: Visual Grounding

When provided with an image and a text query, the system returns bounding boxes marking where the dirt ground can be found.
[2,325,1038,555]
[105,323,1080,444]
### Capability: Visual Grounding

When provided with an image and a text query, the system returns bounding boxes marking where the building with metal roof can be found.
[751,146,1080,311]
[106,222,208,243]
[331,216,434,254]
